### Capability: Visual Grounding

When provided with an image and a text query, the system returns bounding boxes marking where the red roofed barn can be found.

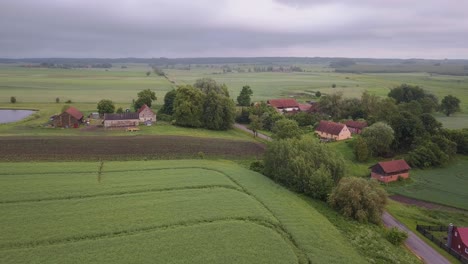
[267,99,300,113]
[53,106,83,128]
[370,159,411,183]
[448,225,468,259]
[344,120,368,134]
[315,120,352,141]
[137,104,156,123]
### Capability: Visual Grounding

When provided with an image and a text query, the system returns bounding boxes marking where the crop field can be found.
[0,160,366,264]
[387,155,468,210]
[0,136,265,161]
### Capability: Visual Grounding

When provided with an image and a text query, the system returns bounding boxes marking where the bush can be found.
[328,177,387,224]
[197,151,204,159]
[385,227,408,246]
[65,99,72,103]
[55,97,60,103]
[249,160,264,173]
[157,113,173,122]
[10,96,16,103]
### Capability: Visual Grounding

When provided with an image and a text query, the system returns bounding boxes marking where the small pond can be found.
[0,109,36,124]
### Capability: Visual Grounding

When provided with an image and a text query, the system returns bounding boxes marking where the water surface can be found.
[0,109,36,124]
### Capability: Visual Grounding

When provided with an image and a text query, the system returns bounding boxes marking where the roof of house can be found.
[64,106,83,120]
[104,113,139,120]
[137,104,154,114]
[344,120,368,129]
[267,98,299,109]
[298,103,312,112]
[373,160,411,174]
[456,227,468,245]
[315,120,346,135]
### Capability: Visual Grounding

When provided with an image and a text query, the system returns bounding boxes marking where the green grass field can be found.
[387,156,468,210]
[1,64,466,129]
[0,160,371,264]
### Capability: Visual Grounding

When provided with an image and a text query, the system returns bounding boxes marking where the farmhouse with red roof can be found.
[448,225,468,259]
[52,106,83,128]
[267,98,300,113]
[315,120,352,141]
[137,104,156,123]
[370,159,411,183]
[344,120,368,134]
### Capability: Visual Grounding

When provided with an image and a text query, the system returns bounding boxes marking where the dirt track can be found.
[390,195,467,213]
[0,136,265,161]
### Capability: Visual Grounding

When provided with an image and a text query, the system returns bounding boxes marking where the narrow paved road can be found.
[382,212,450,264]
[234,123,272,141]
[235,123,450,264]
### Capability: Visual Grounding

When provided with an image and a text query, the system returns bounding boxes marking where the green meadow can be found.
[387,155,468,210]
[1,64,466,129]
[0,160,370,264]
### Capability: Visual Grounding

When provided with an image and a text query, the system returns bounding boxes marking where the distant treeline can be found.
[21,62,112,69]
[3,57,468,66]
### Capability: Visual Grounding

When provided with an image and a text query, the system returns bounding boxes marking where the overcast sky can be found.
[1,0,467,59]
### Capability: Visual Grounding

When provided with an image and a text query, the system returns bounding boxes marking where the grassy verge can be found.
[387,200,468,264]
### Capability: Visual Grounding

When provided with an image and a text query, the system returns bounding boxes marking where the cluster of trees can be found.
[38,62,112,69]
[151,66,165,76]
[158,78,235,130]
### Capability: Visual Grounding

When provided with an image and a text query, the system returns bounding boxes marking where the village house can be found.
[137,104,156,124]
[448,225,468,259]
[315,120,352,141]
[344,120,368,134]
[103,113,139,128]
[370,159,411,183]
[52,106,83,128]
[267,98,300,113]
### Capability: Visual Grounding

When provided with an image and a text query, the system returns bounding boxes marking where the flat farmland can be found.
[0,65,173,103]
[0,135,265,161]
[387,155,468,210]
[0,160,366,264]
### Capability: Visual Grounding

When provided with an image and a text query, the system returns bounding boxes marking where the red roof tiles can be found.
[267,99,299,109]
[376,160,411,174]
[344,120,368,129]
[65,106,83,120]
[137,104,153,114]
[298,103,312,112]
[457,227,468,245]
[315,121,346,135]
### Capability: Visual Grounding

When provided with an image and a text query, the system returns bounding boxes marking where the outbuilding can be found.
[315,120,352,141]
[344,120,368,134]
[137,104,156,123]
[267,98,300,113]
[448,225,468,259]
[103,113,139,128]
[370,159,411,183]
[52,106,83,128]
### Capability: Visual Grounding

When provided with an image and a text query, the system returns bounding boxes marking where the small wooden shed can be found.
[370,159,411,183]
[53,106,83,128]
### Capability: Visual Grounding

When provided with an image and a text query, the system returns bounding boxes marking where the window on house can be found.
[455,231,458,237]
[465,248,468,254]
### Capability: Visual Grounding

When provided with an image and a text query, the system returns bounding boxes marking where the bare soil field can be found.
[0,136,265,161]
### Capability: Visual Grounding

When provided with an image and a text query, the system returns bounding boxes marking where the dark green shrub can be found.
[157,113,173,122]
[385,227,408,246]
[249,160,264,173]
[10,96,16,103]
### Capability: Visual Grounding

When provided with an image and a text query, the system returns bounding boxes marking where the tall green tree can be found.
[97,99,115,115]
[173,85,204,128]
[318,92,343,119]
[388,84,426,103]
[159,89,177,115]
[389,111,425,151]
[264,137,345,200]
[440,95,461,116]
[134,89,157,110]
[194,78,229,97]
[248,115,263,137]
[361,122,394,156]
[272,119,302,140]
[202,91,235,130]
[237,85,253,106]
[329,177,387,224]
[353,137,370,162]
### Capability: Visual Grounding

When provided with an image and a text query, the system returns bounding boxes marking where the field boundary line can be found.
[0,185,241,204]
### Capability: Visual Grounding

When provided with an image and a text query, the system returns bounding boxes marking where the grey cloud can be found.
[0,0,467,58]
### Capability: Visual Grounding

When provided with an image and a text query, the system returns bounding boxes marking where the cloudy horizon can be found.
[1,0,468,59]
